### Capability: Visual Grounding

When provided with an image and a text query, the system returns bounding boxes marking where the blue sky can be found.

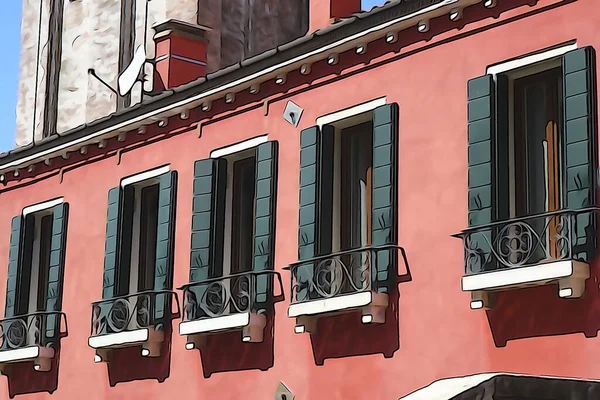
[0,1,384,153]
[0,3,21,152]
[362,0,387,10]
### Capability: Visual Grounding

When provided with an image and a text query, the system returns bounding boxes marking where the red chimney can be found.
[310,0,362,33]
[152,19,210,91]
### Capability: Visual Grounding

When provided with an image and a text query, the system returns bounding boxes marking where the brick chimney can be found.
[310,0,361,33]
[152,19,210,91]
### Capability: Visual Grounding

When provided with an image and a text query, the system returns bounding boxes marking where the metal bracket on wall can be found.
[59,167,66,184]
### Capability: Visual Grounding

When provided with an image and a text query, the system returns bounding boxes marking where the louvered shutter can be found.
[466,75,497,274]
[102,187,122,300]
[189,159,227,318]
[371,104,399,293]
[5,216,23,318]
[563,46,598,262]
[296,125,334,303]
[44,203,69,341]
[252,141,278,310]
[153,171,178,322]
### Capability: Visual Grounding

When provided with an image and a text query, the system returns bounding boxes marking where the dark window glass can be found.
[513,67,563,217]
[36,215,53,312]
[137,184,159,292]
[340,121,373,251]
[231,157,256,274]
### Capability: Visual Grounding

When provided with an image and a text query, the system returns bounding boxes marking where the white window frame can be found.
[486,43,576,218]
[210,137,266,278]
[120,166,169,329]
[316,98,384,253]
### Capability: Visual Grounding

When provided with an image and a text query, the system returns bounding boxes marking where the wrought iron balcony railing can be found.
[179,270,284,322]
[0,311,68,351]
[453,208,598,275]
[90,290,180,338]
[286,245,406,304]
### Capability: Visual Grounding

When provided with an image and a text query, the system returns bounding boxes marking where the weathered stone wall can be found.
[16,0,50,147]
[15,0,306,146]
[198,0,309,72]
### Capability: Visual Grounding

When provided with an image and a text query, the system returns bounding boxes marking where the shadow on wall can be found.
[310,288,401,366]
[107,325,174,386]
[486,260,600,347]
[199,312,276,378]
[307,249,412,366]
[4,348,61,398]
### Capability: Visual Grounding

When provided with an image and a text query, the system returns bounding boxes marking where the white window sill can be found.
[288,291,373,318]
[288,291,389,334]
[180,312,250,336]
[88,328,150,349]
[0,345,54,364]
[88,327,165,361]
[180,312,267,345]
[462,260,590,309]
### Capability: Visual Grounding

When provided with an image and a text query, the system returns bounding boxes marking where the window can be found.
[508,65,563,219]
[338,121,373,252]
[187,139,279,318]
[293,101,399,303]
[229,155,256,276]
[181,140,279,344]
[121,180,160,296]
[16,210,54,316]
[506,63,564,262]
[97,166,177,335]
[89,168,176,359]
[465,45,597,273]
[328,116,375,295]
[3,199,68,349]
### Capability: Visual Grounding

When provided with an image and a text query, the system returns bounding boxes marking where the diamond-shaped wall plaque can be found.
[283,101,304,127]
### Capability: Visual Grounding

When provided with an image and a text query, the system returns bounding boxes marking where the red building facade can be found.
[1,0,600,399]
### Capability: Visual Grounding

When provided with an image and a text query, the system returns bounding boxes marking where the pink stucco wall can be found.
[1,0,600,398]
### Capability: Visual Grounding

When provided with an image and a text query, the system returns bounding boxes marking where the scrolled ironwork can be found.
[286,245,404,304]
[0,312,68,351]
[453,208,598,274]
[179,271,284,322]
[89,290,180,337]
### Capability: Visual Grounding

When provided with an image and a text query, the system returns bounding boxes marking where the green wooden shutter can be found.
[297,127,319,302]
[190,159,227,283]
[154,171,178,321]
[563,46,598,262]
[116,186,135,296]
[295,126,334,302]
[466,75,497,273]
[5,216,23,318]
[45,203,69,340]
[252,141,278,310]
[102,187,122,299]
[371,104,399,293]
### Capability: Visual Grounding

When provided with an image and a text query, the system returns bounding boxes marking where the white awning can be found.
[399,373,600,400]
[399,373,502,400]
